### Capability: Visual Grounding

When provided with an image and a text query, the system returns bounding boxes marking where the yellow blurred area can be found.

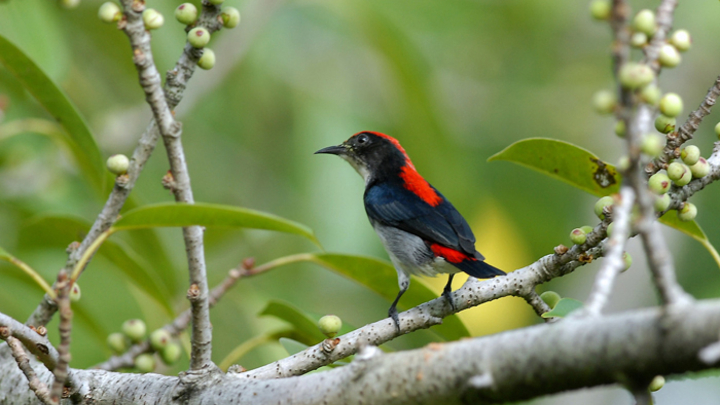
[419,199,536,337]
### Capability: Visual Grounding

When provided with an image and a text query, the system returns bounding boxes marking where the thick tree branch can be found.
[4,299,720,404]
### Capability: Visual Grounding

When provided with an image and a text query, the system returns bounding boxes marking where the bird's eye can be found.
[357,134,368,144]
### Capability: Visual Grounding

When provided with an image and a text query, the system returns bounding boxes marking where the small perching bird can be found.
[316,131,505,329]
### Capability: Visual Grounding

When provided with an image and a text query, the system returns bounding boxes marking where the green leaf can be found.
[258,253,471,341]
[490,138,720,267]
[488,138,621,196]
[113,203,319,246]
[541,298,584,318]
[659,214,720,269]
[259,300,327,343]
[0,35,106,194]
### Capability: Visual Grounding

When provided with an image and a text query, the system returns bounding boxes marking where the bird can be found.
[315,131,505,330]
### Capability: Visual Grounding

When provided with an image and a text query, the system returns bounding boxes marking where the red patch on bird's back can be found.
[353,131,442,206]
[430,244,475,264]
[400,166,443,206]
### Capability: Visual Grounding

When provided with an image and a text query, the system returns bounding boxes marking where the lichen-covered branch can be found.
[4,299,720,405]
[118,0,222,370]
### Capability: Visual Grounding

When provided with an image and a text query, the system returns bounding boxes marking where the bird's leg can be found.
[388,272,410,332]
[442,274,456,311]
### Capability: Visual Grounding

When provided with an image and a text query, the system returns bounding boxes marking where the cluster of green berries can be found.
[106,319,182,372]
[98,2,241,71]
[646,144,708,221]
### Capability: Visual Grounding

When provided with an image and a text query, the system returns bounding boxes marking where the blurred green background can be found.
[2,0,720,403]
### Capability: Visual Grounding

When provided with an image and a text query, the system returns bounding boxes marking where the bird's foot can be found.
[442,290,457,312]
[388,306,400,332]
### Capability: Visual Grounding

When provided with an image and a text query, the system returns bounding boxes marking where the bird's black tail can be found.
[454,259,505,279]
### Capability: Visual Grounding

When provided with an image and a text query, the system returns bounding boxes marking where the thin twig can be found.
[25,2,224,330]
[521,291,552,319]
[6,336,54,405]
[584,187,635,316]
[118,0,222,371]
[648,75,720,174]
[94,260,257,371]
[50,271,72,404]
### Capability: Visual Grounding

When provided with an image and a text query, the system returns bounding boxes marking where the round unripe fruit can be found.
[677,202,697,222]
[640,134,663,157]
[614,121,626,138]
[59,0,81,9]
[221,7,241,28]
[188,27,210,48]
[648,172,671,194]
[592,90,616,115]
[198,48,215,70]
[540,291,561,309]
[618,63,654,89]
[690,157,709,178]
[122,319,147,342]
[107,332,128,354]
[667,162,688,181]
[606,222,614,237]
[654,115,676,134]
[654,193,671,212]
[594,196,614,219]
[98,2,121,23]
[659,44,681,68]
[208,0,225,4]
[633,9,657,35]
[681,145,700,166]
[135,353,156,373]
[630,32,647,48]
[649,375,665,392]
[570,228,587,245]
[659,93,683,117]
[617,156,630,171]
[142,8,164,30]
[670,29,691,52]
[621,252,632,272]
[160,342,182,365]
[318,315,342,338]
[69,283,81,302]
[674,166,692,187]
[150,329,171,351]
[640,84,661,106]
[107,154,129,175]
[175,3,198,25]
[589,0,611,20]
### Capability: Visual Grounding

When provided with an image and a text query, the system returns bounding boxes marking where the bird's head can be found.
[315,131,412,183]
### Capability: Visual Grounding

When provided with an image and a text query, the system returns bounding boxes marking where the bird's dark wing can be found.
[364,181,481,258]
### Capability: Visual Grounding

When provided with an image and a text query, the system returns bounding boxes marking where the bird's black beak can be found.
[314,144,348,155]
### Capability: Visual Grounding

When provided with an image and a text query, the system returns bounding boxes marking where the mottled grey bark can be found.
[3,300,720,405]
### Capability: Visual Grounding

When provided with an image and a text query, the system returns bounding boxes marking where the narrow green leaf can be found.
[0,246,9,260]
[541,298,584,318]
[488,138,621,196]
[0,35,106,194]
[113,202,319,246]
[259,300,327,343]
[659,214,720,269]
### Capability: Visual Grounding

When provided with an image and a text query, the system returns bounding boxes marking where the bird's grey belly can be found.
[371,221,459,277]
